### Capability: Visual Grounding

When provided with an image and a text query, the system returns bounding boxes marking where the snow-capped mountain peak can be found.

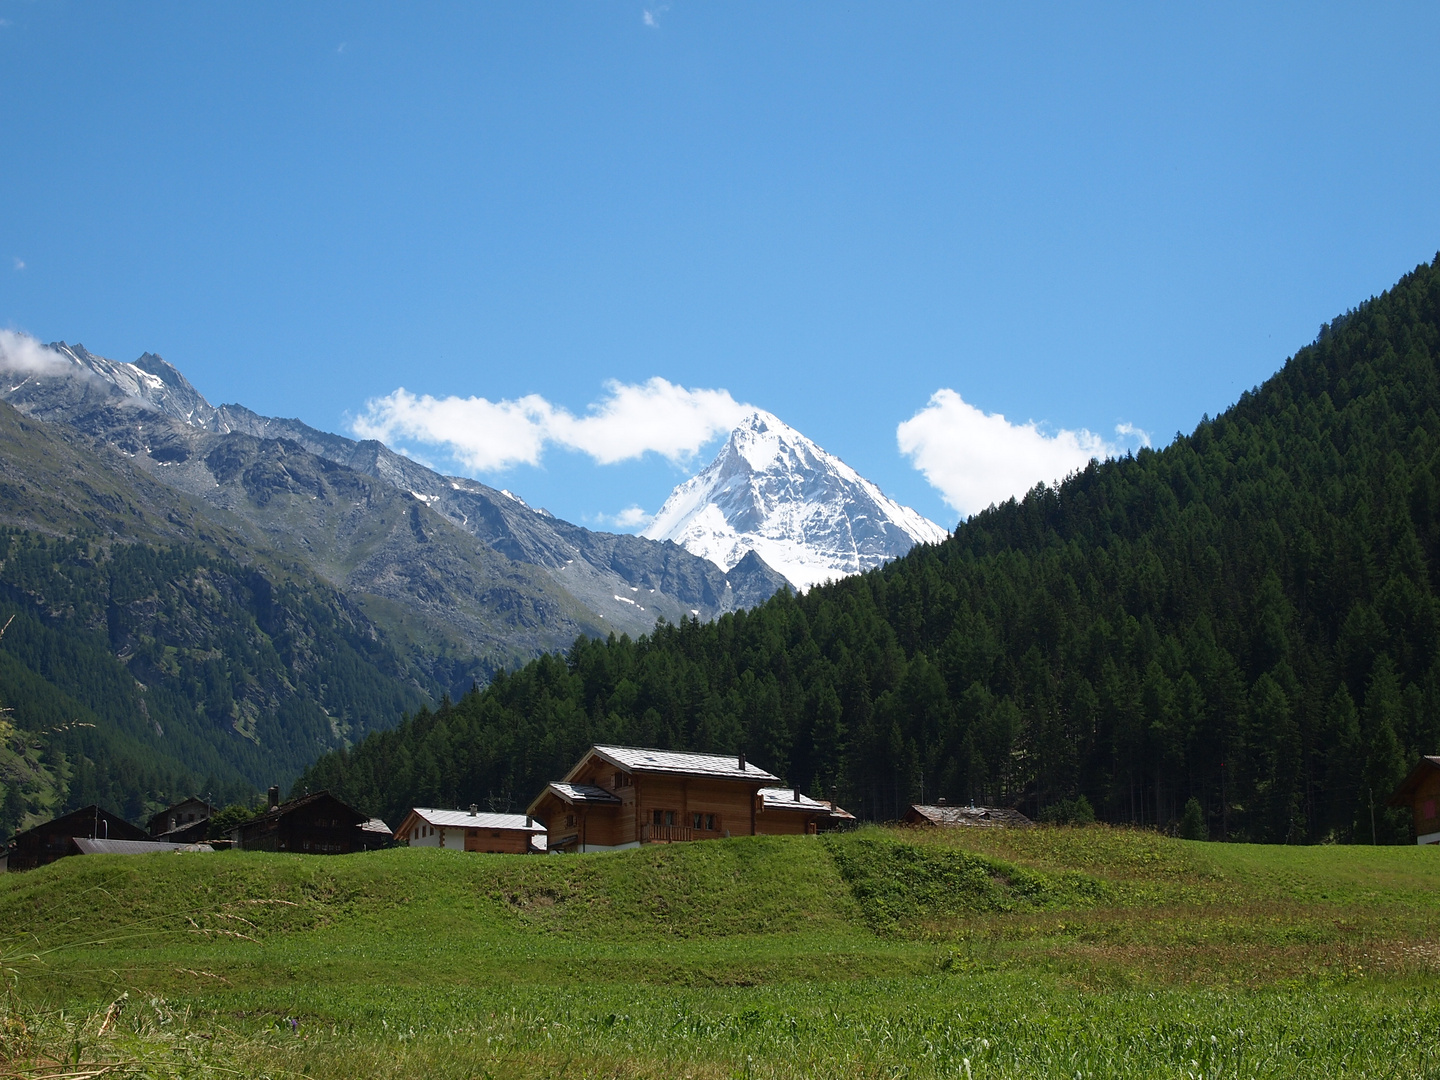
[643,410,948,590]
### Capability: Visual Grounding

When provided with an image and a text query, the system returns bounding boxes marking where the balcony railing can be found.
[639,823,694,843]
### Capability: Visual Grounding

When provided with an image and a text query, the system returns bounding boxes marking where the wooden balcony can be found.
[639,823,694,843]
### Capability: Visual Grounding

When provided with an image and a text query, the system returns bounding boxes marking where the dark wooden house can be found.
[1387,756,1440,845]
[5,805,149,872]
[148,797,213,844]
[231,791,375,854]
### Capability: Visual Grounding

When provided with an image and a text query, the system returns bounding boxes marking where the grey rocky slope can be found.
[1,344,788,675]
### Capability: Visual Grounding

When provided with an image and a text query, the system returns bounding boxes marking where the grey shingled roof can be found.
[548,782,622,805]
[908,804,1034,828]
[587,744,780,783]
[406,808,544,832]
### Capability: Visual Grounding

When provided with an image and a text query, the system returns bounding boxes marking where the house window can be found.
[566,814,576,828]
[706,814,717,831]
[652,809,663,827]
[692,812,703,830]
[664,810,676,827]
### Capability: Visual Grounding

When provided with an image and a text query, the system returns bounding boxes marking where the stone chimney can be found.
[469,803,478,816]
[937,797,948,807]
[525,815,533,828]
[267,785,280,810]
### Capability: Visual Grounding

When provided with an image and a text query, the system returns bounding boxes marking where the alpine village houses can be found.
[526,744,853,853]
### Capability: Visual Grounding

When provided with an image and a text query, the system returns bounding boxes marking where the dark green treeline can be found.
[299,256,1440,843]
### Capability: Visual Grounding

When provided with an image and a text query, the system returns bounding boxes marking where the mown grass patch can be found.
[3,827,1439,1078]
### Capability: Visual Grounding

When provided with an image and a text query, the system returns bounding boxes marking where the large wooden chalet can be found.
[528,744,852,853]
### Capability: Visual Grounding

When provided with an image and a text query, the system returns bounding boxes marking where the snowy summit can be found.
[644,410,949,591]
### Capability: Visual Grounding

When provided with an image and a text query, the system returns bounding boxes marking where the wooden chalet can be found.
[395,806,546,854]
[5,805,149,872]
[231,790,386,854]
[1387,756,1440,845]
[904,801,1035,829]
[148,797,213,844]
[528,744,853,853]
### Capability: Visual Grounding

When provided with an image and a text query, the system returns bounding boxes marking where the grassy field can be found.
[2,826,1438,1078]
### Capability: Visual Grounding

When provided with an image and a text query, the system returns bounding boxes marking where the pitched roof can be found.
[72,838,214,855]
[237,791,367,833]
[907,804,1035,828]
[584,744,780,783]
[546,782,622,805]
[756,788,854,819]
[404,808,543,832]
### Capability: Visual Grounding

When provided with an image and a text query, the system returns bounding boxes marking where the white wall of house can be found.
[404,825,464,848]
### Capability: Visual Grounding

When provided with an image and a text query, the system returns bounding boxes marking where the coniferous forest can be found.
[298,258,1440,844]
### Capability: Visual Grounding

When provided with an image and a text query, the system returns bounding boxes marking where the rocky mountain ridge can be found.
[2,343,790,655]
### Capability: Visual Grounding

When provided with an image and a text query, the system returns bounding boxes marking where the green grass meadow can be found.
[2,827,1438,1078]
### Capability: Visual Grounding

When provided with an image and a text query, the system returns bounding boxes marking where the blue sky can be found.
[2,3,1438,530]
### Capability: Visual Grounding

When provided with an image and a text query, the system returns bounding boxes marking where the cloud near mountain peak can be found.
[353,377,751,472]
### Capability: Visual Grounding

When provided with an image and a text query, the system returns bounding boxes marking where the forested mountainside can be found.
[0,404,435,840]
[301,256,1440,843]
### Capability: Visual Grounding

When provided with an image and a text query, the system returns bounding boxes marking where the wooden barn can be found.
[231,790,385,854]
[4,805,149,872]
[1387,756,1440,845]
[904,800,1035,829]
[528,744,853,853]
[394,806,546,854]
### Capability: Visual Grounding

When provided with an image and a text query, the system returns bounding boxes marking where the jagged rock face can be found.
[645,411,949,591]
[0,342,790,649]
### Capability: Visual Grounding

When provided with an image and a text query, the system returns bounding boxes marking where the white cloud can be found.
[642,3,668,27]
[0,330,72,377]
[897,389,1118,518]
[1115,421,1151,448]
[353,377,749,473]
[595,505,653,530]
[12,258,24,270]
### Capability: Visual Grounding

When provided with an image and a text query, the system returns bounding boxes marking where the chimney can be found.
[794,787,799,804]
[469,803,478,816]
[937,797,947,807]
[267,785,280,810]
[738,751,746,771]
[525,815,533,828]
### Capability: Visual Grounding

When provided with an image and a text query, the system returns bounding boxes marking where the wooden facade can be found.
[394,806,545,854]
[1387,756,1440,844]
[5,805,149,872]
[528,745,853,853]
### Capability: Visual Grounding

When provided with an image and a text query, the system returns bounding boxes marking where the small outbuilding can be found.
[5,805,149,872]
[904,801,1035,829]
[756,787,856,834]
[1386,756,1440,845]
[394,806,546,854]
[148,797,213,844]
